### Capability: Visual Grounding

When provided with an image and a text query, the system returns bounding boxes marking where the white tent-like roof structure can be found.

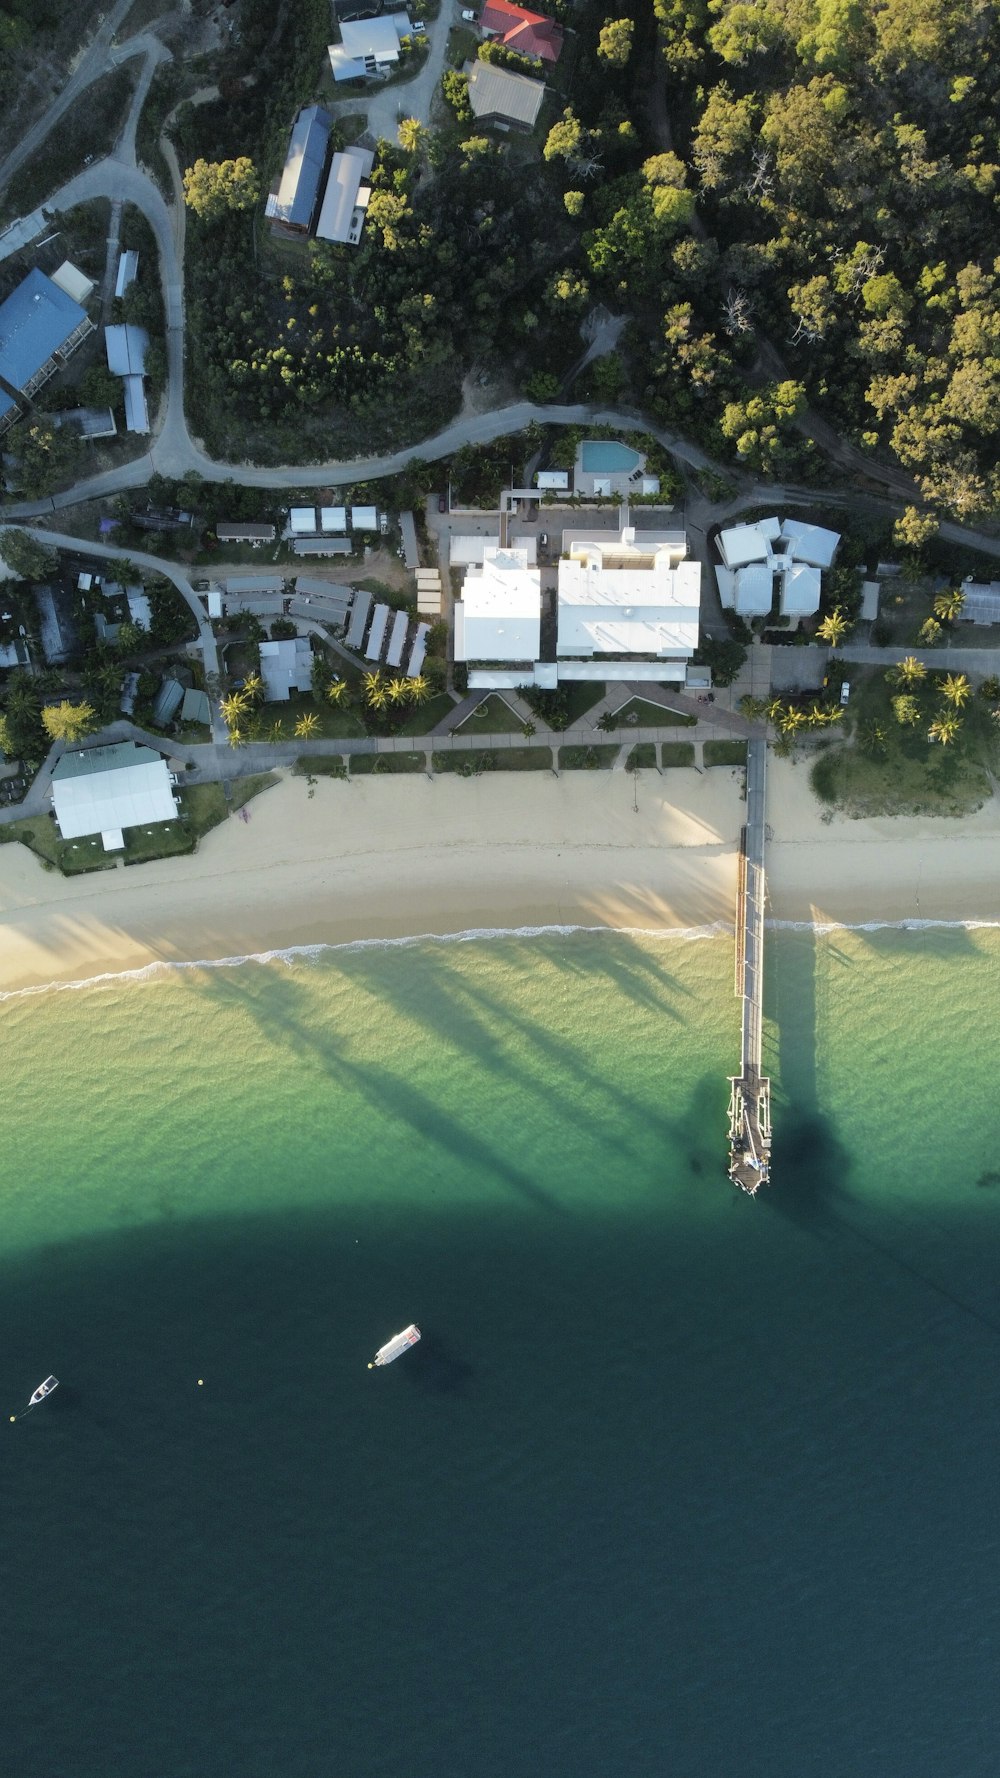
[779,562,821,617]
[781,519,840,568]
[52,743,176,847]
[455,547,541,662]
[733,563,773,617]
[717,524,771,569]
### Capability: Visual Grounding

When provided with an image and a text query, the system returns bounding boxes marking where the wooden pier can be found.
[728,737,772,1194]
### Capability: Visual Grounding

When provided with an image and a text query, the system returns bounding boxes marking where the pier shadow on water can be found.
[763,923,853,1230]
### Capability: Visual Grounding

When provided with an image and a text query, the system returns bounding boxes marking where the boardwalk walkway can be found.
[728,737,772,1194]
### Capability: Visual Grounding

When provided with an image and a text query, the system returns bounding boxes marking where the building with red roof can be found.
[478,0,564,64]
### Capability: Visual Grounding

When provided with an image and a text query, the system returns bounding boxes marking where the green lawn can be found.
[704,741,748,767]
[558,744,620,769]
[459,694,525,734]
[432,747,553,773]
[397,693,454,735]
[560,681,607,724]
[350,751,427,775]
[660,743,696,767]
[264,691,367,741]
[293,756,347,779]
[610,696,697,729]
[809,668,995,817]
[626,743,657,770]
[0,818,115,875]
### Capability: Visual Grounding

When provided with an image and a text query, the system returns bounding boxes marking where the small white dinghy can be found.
[11,1376,59,1422]
[368,1325,420,1369]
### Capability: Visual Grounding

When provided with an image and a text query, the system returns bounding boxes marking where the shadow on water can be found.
[763,921,855,1229]
[404,1331,474,1397]
[198,965,560,1212]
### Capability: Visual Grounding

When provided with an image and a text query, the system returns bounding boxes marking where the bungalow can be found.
[314,146,374,246]
[328,14,413,80]
[465,61,544,131]
[478,0,563,61]
[715,514,840,620]
[264,105,331,232]
[259,638,313,702]
[105,323,149,433]
[216,521,276,544]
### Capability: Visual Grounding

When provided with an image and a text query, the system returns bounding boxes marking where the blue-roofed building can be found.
[0,267,95,403]
[264,105,331,232]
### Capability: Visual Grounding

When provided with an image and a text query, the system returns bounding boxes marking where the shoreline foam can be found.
[1,760,999,996]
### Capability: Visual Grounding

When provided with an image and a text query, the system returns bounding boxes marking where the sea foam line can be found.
[3,914,998,1004]
[0,921,730,1002]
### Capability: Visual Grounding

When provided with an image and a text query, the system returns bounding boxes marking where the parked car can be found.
[461,8,477,18]
[839,681,851,705]
[413,18,427,31]
[438,493,448,513]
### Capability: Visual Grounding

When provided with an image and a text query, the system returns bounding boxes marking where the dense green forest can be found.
[176,0,1000,519]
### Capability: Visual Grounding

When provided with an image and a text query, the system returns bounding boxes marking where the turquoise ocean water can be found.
[2,926,998,1777]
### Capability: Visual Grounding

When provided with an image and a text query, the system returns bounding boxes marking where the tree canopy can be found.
[182,157,260,221]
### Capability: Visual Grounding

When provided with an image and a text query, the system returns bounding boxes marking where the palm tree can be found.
[220,692,248,730]
[805,702,828,727]
[387,675,410,705]
[363,672,387,711]
[294,713,320,739]
[407,674,431,705]
[933,587,965,624]
[816,607,849,648]
[227,726,244,749]
[892,694,921,727]
[941,672,971,708]
[765,697,785,725]
[327,679,349,706]
[918,616,942,645]
[928,712,961,745]
[893,655,926,688]
[779,705,806,734]
[269,720,285,742]
[41,700,97,743]
[242,672,263,703]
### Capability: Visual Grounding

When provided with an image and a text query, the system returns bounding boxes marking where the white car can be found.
[461,8,477,18]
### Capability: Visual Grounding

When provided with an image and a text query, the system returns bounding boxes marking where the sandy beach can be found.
[1,759,1000,992]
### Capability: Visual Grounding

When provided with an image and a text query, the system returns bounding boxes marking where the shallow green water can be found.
[2,928,998,1776]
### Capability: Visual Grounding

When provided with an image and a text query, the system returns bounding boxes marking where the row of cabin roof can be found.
[454,527,701,689]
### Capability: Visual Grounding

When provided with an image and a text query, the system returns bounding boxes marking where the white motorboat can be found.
[368,1325,420,1369]
[11,1376,59,1422]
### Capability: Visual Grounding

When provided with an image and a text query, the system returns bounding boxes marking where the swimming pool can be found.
[579,439,643,474]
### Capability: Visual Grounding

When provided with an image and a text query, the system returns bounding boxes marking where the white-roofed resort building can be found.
[51,742,178,852]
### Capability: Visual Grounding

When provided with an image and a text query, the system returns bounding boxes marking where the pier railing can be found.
[728,737,772,1194]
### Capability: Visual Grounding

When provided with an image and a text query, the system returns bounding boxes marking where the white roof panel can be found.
[53,752,176,840]
[733,563,773,616]
[779,562,821,617]
[456,547,541,662]
[320,505,347,531]
[351,505,379,530]
[780,519,840,568]
[289,506,317,533]
[717,524,770,569]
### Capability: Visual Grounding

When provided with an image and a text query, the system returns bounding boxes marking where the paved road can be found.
[0,0,148,197]
[341,8,454,145]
